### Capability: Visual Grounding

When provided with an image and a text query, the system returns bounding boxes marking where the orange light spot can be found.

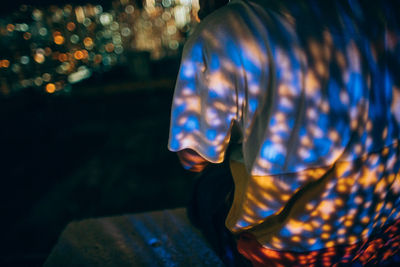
[337,184,347,193]
[6,24,15,32]
[303,223,313,231]
[338,228,346,235]
[1,59,10,68]
[46,83,56,93]
[105,43,114,52]
[58,53,68,62]
[83,37,93,48]
[322,225,331,231]
[321,233,330,239]
[325,241,335,248]
[54,34,64,45]
[344,220,353,227]
[361,216,370,224]
[66,22,76,31]
[34,53,45,64]
[81,49,88,58]
[281,194,290,201]
[375,202,384,212]
[291,236,300,242]
[334,198,344,206]
[74,50,84,60]
[23,32,31,40]
[308,238,316,245]
[348,235,357,244]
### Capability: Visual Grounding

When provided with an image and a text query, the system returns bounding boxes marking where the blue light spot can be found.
[303,150,317,163]
[309,239,324,251]
[171,125,181,136]
[384,70,393,107]
[207,147,217,158]
[261,142,277,159]
[191,43,203,62]
[209,53,220,71]
[259,209,274,218]
[227,42,241,67]
[249,99,258,112]
[317,114,328,129]
[280,227,291,237]
[328,80,346,112]
[169,138,179,150]
[206,129,217,141]
[236,220,250,228]
[261,141,285,165]
[348,72,364,103]
[172,103,186,118]
[185,116,199,131]
[209,90,219,99]
[314,137,332,157]
[299,126,306,137]
[242,53,261,78]
[179,64,195,81]
[183,164,192,170]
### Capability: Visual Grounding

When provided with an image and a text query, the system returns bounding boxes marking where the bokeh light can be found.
[0,0,200,95]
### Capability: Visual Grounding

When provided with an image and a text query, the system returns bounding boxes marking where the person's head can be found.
[198,0,230,20]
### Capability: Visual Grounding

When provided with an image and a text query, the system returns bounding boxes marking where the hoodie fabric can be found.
[169,0,400,264]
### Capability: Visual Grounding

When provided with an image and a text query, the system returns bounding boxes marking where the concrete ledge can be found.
[44,208,223,267]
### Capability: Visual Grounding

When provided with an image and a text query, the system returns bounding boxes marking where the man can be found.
[169,0,400,266]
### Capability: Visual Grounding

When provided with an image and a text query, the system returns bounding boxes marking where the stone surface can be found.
[44,208,224,267]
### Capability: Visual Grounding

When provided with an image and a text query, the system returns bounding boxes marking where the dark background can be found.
[0,1,196,266]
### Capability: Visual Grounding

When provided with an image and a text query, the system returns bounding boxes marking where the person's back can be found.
[168,0,400,265]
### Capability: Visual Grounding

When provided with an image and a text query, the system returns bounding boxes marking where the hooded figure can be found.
[169,0,400,266]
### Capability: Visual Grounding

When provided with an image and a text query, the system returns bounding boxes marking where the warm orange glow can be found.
[74,50,84,60]
[321,233,330,239]
[54,35,65,45]
[83,37,93,48]
[1,60,10,68]
[46,83,56,93]
[82,49,88,58]
[6,24,14,32]
[344,220,352,227]
[34,53,45,64]
[105,43,114,52]
[58,53,68,62]
[291,236,300,242]
[66,22,76,31]
[23,32,31,40]
[322,225,331,231]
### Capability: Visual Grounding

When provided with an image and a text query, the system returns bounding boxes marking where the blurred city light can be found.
[0,0,200,95]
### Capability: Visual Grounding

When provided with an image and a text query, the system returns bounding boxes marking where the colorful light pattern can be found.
[168,0,400,264]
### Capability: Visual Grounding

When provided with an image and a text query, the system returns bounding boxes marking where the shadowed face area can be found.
[198,0,230,20]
